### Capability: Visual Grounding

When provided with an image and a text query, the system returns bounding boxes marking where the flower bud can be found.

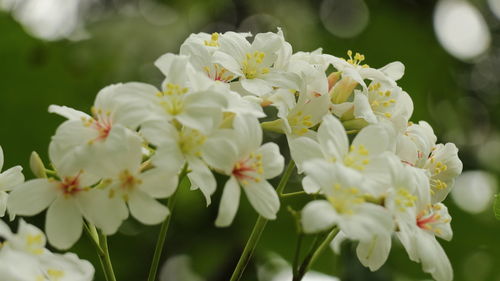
[329,77,358,104]
[29,151,46,178]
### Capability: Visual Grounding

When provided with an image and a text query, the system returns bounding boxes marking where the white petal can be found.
[330,231,347,254]
[39,252,95,281]
[202,131,239,175]
[264,71,301,91]
[46,196,83,250]
[303,160,363,197]
[289,137,323,173]
[139,168,179,198]
[353,92,377,124]
[217,31,251,63]
[241,78,273,96]
[301,200,338,233]
[77,189,128,236]
[330,102,354,118]
[340,204,393,242]
[356,233,392,271]
[379,61,405,81]
[213,51,244,76]
[84,126,143,178]
[215,176,241,227]
[0,146,3,171]
[7,179,57,216]
[352,123,395,155]
[251,31,283,59]
[302,176,321,194]
[177,108,222,136]
[152,143,185,176]
[415,230,453,281]
[317,115,348,161]
[258,143,284,179]
[154,54,191,85]
[0,191,7,217]
[0,166,24,191]
[128,190,169,225]
[0,248,43,279]
[242,180,279,220]
[141,119,179,147]
[48,105,90,120]
[187,157,216,206]
[233,114,262,156]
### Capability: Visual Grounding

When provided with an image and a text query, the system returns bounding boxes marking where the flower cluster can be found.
[0,29,462,281]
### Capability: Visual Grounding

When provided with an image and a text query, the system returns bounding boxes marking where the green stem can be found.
[229,160,296,281]
[147,167,189,281]
[98,231,117,281]
[292,233,304,277]
[293,227,339,281]
[346,129,360,135]
[229,216,268,281]
[280,191,307,198]
[83,222,109,281]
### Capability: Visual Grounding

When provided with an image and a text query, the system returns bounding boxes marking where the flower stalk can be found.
[147,166,189,281]
[98,231,117,281]
[229,160,295,281]
[293,227,339,281]
[83,222,115,281]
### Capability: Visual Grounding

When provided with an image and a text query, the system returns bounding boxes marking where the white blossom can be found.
[0,219,94,281]
[212,115,284,227]
[0,146,24,218]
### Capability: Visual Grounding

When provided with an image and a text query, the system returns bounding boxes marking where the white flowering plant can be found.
[0,29,463,281]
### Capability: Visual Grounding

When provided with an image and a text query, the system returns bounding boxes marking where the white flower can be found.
[130,54,229,135]
[91,131,175,226]
[300,159,393,242]
[290,114,395,196]
[141,119,233,205]
[396,204,453,281]
[7,141,128,249]
[263,54,331,138]
[212,115,284,227]
[395,121,463,203]
[264,87,330,138]
[384,158,453,281]
[425,143,463,203]
[213,29,299,96]
[330,155,426,272]
[396,121,437,167]
[351,80,413,128]
[326,51,404,90]
[282,91,329,137]
[180,32,248,83]
[0,219,94,281]
[0,146,24,218]
[49,83,154,174]
[0,219,47,255]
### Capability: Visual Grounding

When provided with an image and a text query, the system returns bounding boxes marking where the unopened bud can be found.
[342,118,369,131]
[329,77,358,104]
[327,72,341,90]
[29,151,46,178]
[261,119,285,134]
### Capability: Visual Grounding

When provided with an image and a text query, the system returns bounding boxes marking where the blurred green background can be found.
[1,0,499,280]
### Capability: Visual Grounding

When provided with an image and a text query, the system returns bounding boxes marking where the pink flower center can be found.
[416,213,438,230]
[232,153,264,185]
[93,119,113,141]
[60,173,82,196]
